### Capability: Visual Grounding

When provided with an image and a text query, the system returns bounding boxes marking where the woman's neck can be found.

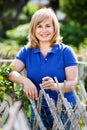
[40,43,52,57]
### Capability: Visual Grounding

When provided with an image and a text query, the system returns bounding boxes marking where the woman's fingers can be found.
[42,76,57,90]
[25,86,38,100]
[42,80,53,87]
[42,76,52,81]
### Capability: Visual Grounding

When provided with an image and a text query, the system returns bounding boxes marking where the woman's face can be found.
[35,18,54,43]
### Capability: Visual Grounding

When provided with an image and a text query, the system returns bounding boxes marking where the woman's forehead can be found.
[36,17,53,25]
[38,18,53,24]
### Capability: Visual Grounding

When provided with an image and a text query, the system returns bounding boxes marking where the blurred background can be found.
[0,0,87,60]
[0,1,87,129]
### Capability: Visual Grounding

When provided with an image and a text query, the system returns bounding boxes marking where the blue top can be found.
[16,43,78,108]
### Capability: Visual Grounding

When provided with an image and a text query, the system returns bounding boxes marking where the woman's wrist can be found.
[60,82,65,92]
[22,76,28,85]
[56,82,65,92]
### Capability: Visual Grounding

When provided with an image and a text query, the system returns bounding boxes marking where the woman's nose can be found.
[41,26,47,31]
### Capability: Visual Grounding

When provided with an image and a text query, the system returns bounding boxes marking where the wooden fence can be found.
[0,59,87,130]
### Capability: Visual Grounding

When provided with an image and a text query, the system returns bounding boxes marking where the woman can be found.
[9,8,78,130]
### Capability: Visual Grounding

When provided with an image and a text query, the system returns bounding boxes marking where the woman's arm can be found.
[9,59,25,83]
[9,59,38,100]
[60,65,78,92]
[42,66,78,92]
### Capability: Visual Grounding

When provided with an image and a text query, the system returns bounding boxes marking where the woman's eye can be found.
[37,25,42,28]
[36,24,52,28]
[46,25,51,27]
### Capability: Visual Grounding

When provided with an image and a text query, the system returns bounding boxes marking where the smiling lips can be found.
[40,34,49,37]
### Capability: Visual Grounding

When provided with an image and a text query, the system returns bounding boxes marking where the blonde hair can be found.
[27,8,62,48]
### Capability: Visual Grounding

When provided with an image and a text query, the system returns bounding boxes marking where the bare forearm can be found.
[8,71,27,85]
[58,79,78,92]
[9,71,38,100]
[42,76,78,92]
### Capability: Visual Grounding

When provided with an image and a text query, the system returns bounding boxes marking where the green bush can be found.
[6,23,29,45]
[0,65,30,119]
[60,0,87,25]
[22,2,38,20]
[60,22,87,49]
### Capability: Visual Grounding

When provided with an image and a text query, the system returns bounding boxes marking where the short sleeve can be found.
[16,46,27,64]
[63,46,78,67]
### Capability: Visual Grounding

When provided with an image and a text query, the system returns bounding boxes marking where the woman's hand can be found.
[23,78,38,100]
[42,76,58,91]
[9,59,38,100]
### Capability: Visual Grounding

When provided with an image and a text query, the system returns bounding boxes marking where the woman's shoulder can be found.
[20,45,32,52]
[16,45,33,63]
[57,43,72,51]
[16,45,32,58]
[58,42,71,48]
